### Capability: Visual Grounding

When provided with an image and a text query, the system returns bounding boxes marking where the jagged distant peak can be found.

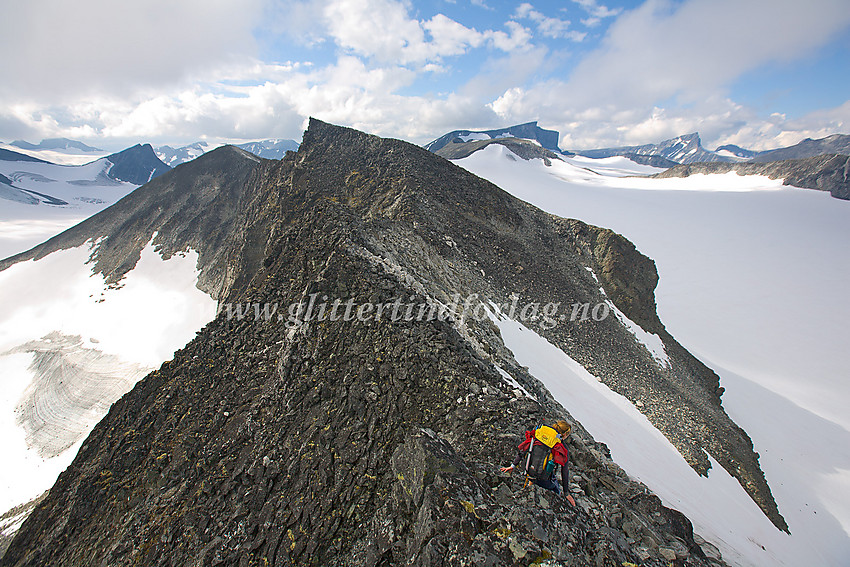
[575,131,737,165]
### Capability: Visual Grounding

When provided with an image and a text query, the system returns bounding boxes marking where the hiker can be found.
[500,420,576,506]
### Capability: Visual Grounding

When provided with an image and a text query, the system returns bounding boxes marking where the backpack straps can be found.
[522,423,543,487]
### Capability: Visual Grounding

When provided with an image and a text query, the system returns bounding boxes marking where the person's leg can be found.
[533,477,561,494]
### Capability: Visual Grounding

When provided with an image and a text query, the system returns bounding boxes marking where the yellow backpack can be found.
[524,426,559,480]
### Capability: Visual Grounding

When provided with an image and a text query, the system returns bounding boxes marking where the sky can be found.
[1,0,849,152]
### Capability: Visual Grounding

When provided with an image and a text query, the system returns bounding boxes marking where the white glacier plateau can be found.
[0,157,139,260]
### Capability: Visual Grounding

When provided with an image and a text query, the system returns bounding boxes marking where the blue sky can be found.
[1,0,849,151]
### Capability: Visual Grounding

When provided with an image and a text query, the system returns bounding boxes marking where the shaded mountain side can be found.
[103,144,171,185]
[652,154,850,200]
[3,192,727,567]
[3,119,784,564]
[0,149,50,164]
[622,153,678,168]
[434,137,565,164]
[0,146,277,301]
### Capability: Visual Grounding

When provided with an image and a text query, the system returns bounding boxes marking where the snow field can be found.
[0,238,217,512]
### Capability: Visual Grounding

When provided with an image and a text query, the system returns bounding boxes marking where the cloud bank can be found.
[0,0,848,150]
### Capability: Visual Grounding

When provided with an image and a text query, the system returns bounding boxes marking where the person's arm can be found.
[499,447,525,472]
[500,432,532,472]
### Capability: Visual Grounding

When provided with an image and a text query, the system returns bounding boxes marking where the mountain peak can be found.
[677,132,701,144]
[104,144,171,185]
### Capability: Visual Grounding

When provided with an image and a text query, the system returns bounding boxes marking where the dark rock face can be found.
[425,121,564,154]
[104,144,171,185]
[653,154,850,200]
[2,120,783,565]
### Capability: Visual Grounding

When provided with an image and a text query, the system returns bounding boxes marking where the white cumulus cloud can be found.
[0,0,263,103]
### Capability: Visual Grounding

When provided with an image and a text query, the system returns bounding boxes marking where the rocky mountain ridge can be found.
[653,154,850,200]
[750,133,850,163]
[2,120,784,566]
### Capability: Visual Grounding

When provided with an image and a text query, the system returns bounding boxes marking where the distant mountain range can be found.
[424,125,850,200]
[155,139,299,166]
[425,125,850,168]
[0,144,169,189]
[574,133,735,164]
[10,138,103,154]
[575,132,850,165]
[234,138,299,160]
[433,137,565,164]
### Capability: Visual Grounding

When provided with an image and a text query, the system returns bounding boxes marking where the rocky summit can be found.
[2,120,781,566]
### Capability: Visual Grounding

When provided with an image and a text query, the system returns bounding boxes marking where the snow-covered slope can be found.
[0,147,169,260]
[456,144,850,566]
[0,239,217,514]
